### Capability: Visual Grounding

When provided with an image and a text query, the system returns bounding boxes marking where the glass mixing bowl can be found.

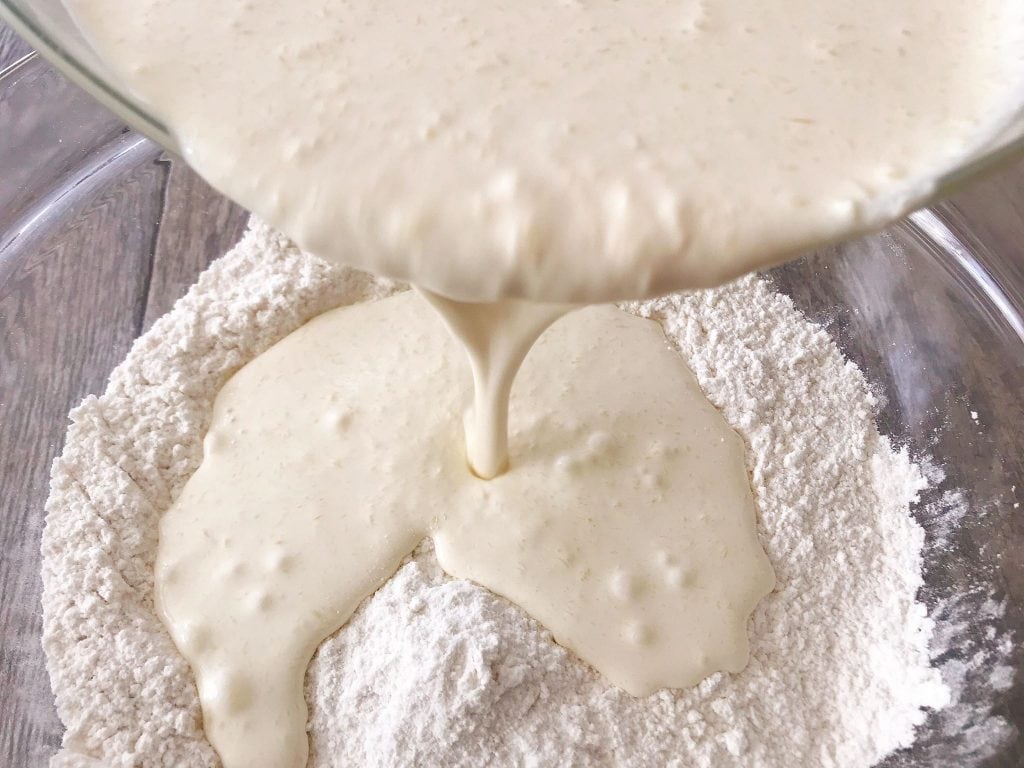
[0,0,175,147]
[2,16,1024,768]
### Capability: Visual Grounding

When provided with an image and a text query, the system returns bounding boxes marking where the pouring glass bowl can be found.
[4,0,1024,202]
[0,0,176,148]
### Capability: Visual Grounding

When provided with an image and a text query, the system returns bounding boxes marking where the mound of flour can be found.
[42,219,948,768]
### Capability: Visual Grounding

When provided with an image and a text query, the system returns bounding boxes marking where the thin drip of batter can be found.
[419,289,571,478]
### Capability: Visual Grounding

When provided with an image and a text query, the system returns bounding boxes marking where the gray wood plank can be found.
[0,23,32,70]
[142,156,249,331]
[0,157,168,768]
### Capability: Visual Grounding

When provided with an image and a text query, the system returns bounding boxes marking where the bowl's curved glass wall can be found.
[0,0,175,147]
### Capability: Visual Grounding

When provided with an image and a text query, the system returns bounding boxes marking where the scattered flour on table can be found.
[43,218,950,768]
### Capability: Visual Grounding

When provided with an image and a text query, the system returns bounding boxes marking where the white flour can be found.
[43,219,949,768]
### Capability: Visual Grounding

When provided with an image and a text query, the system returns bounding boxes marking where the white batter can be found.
[156,293,774,768]
[66,0,1024,302]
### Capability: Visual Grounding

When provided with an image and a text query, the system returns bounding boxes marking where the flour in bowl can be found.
[43,220,947,767]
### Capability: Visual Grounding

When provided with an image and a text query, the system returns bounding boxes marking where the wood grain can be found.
[0,156,169,766]
[0,35,249,767]
[142,155,249,331]
[0,23,31,69]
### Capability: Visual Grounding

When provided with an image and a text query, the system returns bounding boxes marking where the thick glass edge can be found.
[909,204,1024,350]
[0,4,178,151]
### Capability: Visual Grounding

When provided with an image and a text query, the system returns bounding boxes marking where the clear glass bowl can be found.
[3,49,1024,767]
[2,0,1024,195]
[0,0,175,147]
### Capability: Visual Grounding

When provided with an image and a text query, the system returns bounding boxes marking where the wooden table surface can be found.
[2,24,1024,768]
[0,31,250,765]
